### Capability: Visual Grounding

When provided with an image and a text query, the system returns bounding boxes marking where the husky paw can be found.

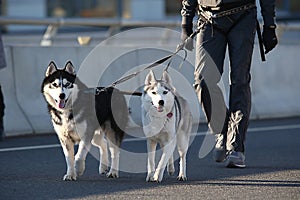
[63,174,77,181]
[75,159,85,176]
[168,170,175,176]
[106,172,119,178]
[146,172,155,182]
[152,174,163,183]
[146,176,154,182]
[99,165,109,175]
[150,179,161,183]
[168,164,175,176]
[177,175,187,181]
[153,179,162,182]
[146,177,161,182]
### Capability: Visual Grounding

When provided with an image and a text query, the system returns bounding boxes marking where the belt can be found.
[198,3,266,62]
[200,3,256,18]
[200,0,255,11]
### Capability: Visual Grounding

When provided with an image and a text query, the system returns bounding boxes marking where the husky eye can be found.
[152,91,157,95]
[163,91,168,95]
[64,82,71,87]
[52,83,58,87]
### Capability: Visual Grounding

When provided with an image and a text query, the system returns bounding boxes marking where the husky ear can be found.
[162,70,173,86]
[145,70,156,85]
[64,61,76,75]
[45,61,57,77]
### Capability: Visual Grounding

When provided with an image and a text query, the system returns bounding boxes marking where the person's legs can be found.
[194,19,228,162]
[0,85,5,140]
[0,30,6,141]
[226,9,257,167]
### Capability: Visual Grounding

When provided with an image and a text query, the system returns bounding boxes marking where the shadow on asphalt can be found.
[0,117,299,199]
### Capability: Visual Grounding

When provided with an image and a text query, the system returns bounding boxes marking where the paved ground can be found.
[0,117,300,200]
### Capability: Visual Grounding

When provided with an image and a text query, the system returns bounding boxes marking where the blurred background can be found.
[0,0,299,136]
[1,0,300,34]
[1,0,300,45]
[1,0,299,20]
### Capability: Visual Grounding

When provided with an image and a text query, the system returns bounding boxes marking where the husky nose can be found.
[59,93,66,100]
[158,100,164,106]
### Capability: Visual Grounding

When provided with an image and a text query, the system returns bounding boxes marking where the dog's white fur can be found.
[141,70,192,182]
[42,61,125,180]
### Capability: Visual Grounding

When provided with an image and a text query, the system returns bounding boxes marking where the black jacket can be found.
[181,0,276,28]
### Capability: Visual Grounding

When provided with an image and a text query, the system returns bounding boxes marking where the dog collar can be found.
[167,112,173,118]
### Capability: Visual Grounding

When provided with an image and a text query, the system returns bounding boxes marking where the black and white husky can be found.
[41,61,128,181]
[141,70,192,182]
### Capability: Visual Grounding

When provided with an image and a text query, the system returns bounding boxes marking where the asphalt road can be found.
[0,117,299,200]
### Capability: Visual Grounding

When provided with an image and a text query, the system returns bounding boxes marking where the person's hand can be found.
[262,25,278,54]
[180,25,194,51]
[176,37,193,52]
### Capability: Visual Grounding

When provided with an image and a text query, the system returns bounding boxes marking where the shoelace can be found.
[227,110,243,149]
[215,133,224,148]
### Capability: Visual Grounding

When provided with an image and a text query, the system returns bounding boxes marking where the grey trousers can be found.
[194,8,257,152]
[0,85,3,119]
[0,32,6,70]
[0,31,6,124]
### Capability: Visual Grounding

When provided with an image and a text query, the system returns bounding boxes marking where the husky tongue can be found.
[58,99,65,109]
[157,106,164,112]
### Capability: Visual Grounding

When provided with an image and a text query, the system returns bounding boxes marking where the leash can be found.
[95,88,142,96]
[163,47,187,73]
[206,3,256,18]
[256,19,266,62]
[85,29,200,96]
[109,28,200,89]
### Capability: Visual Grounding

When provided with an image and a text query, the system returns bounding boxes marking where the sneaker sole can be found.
[226,161,246,168]
[213,149,227,162]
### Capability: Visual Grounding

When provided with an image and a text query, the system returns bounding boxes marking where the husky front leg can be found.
[103,125,124,178]
[176,130,190,181]
[74,124,96,176]
[177,149,188,181]
[146,139,157,182]
[153,136,176,182]
[106,139,120,178]
[74,140,91,176]
[92,130,109,174]
[167,155,175,176]
[60,139,76,181]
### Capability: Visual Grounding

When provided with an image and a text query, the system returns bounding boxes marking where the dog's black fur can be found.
[94,87,127,146]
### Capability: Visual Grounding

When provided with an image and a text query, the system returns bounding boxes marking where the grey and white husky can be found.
[141,70,192,182]
[41,61,128,181]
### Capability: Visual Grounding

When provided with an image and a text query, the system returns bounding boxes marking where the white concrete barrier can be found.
[251,44,300,119]
[0,46,93,136]
[0,47,32,136]
[1,42,299,136]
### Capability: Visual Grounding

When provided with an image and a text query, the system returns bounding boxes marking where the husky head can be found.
[42,61,76,111]
[143,70,175,113]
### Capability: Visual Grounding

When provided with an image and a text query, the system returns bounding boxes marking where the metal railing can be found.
[0,16,181,46]
[0,16,299,45]
[0,16,184,27]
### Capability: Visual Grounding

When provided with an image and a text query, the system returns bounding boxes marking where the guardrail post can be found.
[40,25,58,46]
